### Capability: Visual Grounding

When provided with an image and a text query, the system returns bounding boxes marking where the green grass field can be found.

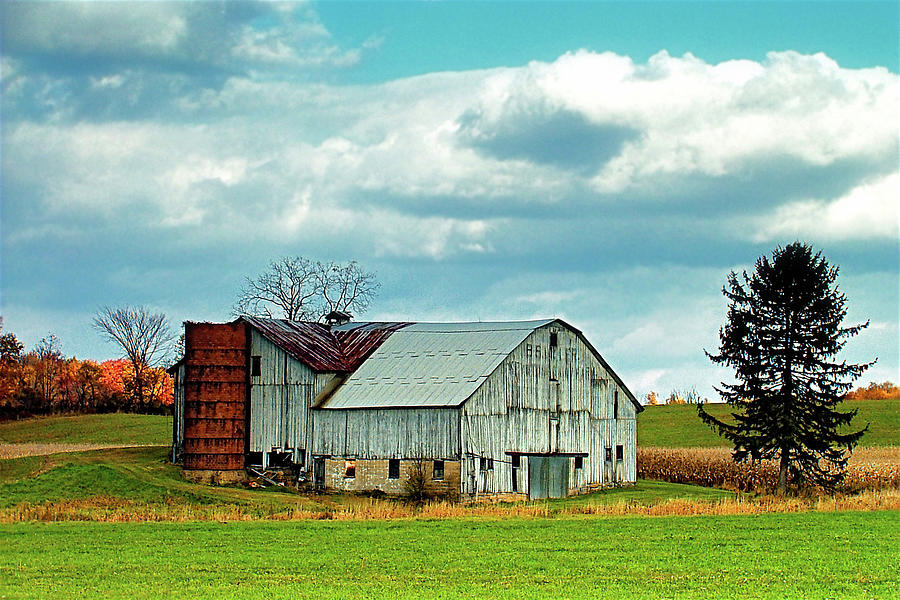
[0,446,737,520]
[0,406,897,599]
[1,511,897,599]
[0,413,171,445]
[638,397,899,448]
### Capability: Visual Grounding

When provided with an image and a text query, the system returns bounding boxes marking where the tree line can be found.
[642,381,893,406]
[0,324,173,419]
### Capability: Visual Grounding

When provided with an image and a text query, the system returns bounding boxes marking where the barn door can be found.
[548,456,569,498]
[528,456,546,499]
[528,456,569,499]
[313,457,326,490]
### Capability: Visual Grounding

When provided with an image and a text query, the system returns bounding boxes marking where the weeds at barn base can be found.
[2,486,897,523]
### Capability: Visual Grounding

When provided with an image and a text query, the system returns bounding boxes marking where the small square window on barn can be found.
[344,459,356,478]
[511,455,521,468]
[388,459,400,479]
[605,447,612,462]
[574,456,583,470]
[433,460,444,480]
[616,445,624,462]
[251,355,261,377]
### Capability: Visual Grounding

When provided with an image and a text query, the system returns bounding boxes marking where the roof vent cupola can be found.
[324,310,353,326]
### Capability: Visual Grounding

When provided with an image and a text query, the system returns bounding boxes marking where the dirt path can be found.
[0,443,166,459]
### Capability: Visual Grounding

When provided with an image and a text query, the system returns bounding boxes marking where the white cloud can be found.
[753,173,899,242]
[629,369,668,396]
[2,1,368,72]
[3,43,897,390]
[3,3,189,55]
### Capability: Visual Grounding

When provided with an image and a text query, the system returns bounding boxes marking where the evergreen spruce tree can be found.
[699,242,872,493]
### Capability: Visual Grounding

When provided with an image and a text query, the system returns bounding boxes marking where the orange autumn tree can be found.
[844,381,899,400]
[0,321,25,412]
[99,358,173,411]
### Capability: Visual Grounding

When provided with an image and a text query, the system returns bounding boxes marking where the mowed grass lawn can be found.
[0,413,171,446]
[638,397,899,448]
[2,511,897,600]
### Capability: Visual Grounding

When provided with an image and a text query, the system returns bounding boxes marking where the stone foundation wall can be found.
[325,458,461,498]
[181,468,246,485]
[464,492,529,503]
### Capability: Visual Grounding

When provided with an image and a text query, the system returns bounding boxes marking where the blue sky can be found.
[2,1,898,400]
[316,2,899,82]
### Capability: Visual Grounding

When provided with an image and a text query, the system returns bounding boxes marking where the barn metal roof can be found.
[241,317,410,372]
[317,320,554,409]
[238,316,642,413]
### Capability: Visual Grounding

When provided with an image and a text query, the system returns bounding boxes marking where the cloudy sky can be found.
[2,1,898,401]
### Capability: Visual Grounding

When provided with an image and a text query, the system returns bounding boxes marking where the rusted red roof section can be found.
[240,316,411,372]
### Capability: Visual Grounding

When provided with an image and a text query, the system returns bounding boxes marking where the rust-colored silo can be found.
[182,321,248,475]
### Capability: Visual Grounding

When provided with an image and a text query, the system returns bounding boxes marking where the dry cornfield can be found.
[638,446,900,492]
[0,443,161,460]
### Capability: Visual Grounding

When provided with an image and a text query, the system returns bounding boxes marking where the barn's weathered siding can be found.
[248,329,334,467]
[460,323,637,497]
[312,408,459,459]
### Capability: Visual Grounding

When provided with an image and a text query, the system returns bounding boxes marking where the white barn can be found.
[172,317,641,499]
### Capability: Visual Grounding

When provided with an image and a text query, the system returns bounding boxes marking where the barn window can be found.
[511,455,520,491]
[526,344,532,357]
[250,355,261,377]
[344,459,356,478]
[574,456,583,470]
[388,459,400,479]
[479,457,493,471]
[433,460,444,480]
[549,331,558,347]
[605,447,612,462]
[614,390,619,419]
[616,445,624,461]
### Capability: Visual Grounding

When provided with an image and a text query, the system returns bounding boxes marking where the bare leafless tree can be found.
[402,458,431,505]
[317,260,380,316]
[233,256,380,322]
[93,306,174,412]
